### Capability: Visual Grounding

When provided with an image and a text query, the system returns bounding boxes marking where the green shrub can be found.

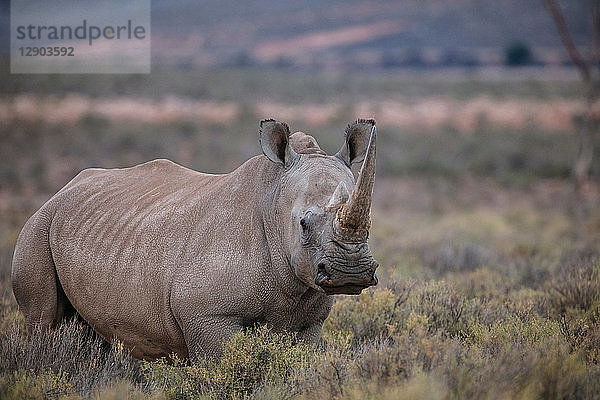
[503,287,551,320]
[549,259,600,314]
[405,281,492,339]
[0,368,72,400]
[323,287,408,347]
[142,325,313,399]
[324,281,488,349]
[335,374,447,400]
[442,337,593,399]
[292,344,352,399]
[140,356,203,399]
[466,314,562,356]
[560,313,600,365]
[212,326,312,398]
[0,319,141,397]
[86,381,168,400]
[441,311,600,399]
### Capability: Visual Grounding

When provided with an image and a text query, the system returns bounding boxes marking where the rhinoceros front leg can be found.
[181,316,242,359]
[293,291,333,345]
[296,321,326,345]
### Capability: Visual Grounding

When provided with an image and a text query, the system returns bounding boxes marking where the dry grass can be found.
[0,93,584,133]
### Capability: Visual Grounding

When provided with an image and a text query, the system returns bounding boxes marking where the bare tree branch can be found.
[542,0,591,84]
[592,1,600,67]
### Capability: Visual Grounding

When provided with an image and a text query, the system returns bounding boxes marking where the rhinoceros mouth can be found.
[315,271,378,295]
[320,284,372,295]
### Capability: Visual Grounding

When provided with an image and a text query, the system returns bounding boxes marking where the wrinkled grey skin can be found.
[12,119,379,360]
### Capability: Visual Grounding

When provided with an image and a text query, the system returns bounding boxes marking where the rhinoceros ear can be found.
[259,119,299,167]
[335,119,376,166]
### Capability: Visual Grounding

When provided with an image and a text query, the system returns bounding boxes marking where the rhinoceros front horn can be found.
[335,125,376,242]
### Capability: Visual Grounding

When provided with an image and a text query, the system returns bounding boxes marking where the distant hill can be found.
[0,0,588,70]
[150,0,588,69]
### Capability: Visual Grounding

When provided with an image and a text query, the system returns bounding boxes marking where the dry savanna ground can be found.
[1,69,600,399]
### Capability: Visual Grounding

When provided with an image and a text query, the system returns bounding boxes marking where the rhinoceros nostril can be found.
[369,273,378,286]
[317,262,327,273]
[315,271,333,286]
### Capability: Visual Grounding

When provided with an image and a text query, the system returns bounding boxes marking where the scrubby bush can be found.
[549,259,600,314]
[0,369,72,400]
[466,314,562,356]
[0,319,141,398]
[2,277,600,399]
[405,281,480,339]
[323,286,409,347]
[142,325,313,399]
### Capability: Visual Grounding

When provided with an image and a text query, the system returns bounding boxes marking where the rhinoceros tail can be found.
[12,206,76,332]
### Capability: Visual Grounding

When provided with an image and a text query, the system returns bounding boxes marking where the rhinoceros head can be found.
[260,118,379,295]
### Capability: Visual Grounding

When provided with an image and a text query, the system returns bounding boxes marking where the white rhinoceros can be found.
[12,119,379,359]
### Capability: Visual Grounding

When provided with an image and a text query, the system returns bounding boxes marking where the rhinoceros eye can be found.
[300,217,308,230]
[300,214,313,246]
[300,212,314,233]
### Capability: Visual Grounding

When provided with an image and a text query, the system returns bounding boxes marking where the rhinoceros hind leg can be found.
[12,210,74,332]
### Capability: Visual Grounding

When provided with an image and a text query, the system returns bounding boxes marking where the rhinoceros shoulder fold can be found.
[130,158,209,177]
